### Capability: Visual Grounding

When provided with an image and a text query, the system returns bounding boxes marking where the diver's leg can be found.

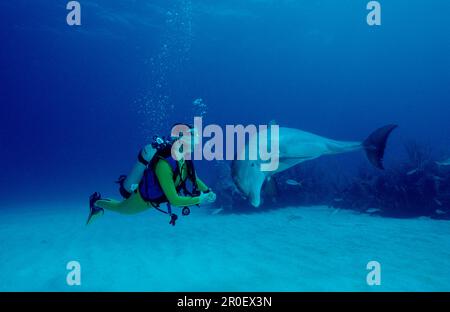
[95,191,151,215]
[86,191,152,225]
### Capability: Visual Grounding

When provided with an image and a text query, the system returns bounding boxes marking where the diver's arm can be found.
[195,178,210,192]
[155,161,201,207]
[196,178,216,203]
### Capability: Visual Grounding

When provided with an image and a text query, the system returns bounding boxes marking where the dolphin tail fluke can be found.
[363,124,398,170]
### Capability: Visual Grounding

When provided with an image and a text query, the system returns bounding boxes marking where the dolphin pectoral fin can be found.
[363,124,398,170]
[279,156,313,162]
[280,156,310,160]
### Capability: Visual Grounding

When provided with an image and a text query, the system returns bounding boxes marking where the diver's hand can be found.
[199,192,216,204]
[207,191,217,203]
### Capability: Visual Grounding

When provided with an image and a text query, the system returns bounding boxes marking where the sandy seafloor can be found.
[1,203,449,291]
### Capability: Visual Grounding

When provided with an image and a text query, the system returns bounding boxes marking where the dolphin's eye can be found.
[251,163,255,167]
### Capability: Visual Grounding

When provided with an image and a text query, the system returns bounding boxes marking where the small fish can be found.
[287,215,303,222]
[211,208,224,215]
[286,179,302,187]
[435,209,447,215]
[436,158,450,166]
[433,176,444,181]
[406,168,419,175]
[330,208,341,215]
[366,208,381,214]
[434,198,443,206]
[333,198,343,202]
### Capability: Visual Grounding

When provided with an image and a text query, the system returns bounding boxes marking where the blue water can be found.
[1,0,450,291]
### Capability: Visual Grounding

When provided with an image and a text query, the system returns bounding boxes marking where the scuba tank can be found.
[115,136,171,199]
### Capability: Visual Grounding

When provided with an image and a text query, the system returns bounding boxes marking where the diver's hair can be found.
[170,123,195,138]
[171,122,194,129]
[171,123,194,130]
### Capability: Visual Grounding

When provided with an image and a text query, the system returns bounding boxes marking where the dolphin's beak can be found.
[250,196,261,207]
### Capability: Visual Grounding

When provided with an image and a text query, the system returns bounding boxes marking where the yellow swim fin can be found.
[86,192,105,226]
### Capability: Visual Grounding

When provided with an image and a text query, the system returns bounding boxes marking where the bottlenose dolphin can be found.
[231,124,397,207]
[436,158,450,166]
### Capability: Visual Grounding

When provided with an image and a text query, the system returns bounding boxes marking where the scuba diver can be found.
[87,124,217,226]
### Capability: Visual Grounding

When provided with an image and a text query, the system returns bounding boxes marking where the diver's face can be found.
[179,128,199,152]
[171,125,199,160]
